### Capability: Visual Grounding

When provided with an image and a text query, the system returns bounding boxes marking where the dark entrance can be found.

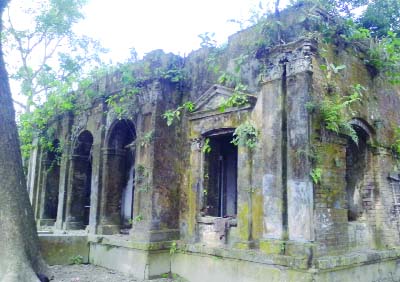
[69,130,93,228]
[346,125,369,221]
[102,119,136,233]
[204,132,237,217]
[44,140,61,220]
[40,139,61,225]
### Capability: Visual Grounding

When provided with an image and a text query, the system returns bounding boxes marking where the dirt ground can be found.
[49,264,180,282]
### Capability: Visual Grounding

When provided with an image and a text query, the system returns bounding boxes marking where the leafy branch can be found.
[163,101,195,126]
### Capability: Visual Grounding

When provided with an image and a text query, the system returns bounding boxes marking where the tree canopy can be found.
[4,0,106,161]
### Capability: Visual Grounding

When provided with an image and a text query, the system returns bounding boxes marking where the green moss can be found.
[252,191,263,240]
[259,239,285,255]
[238,203,249,240]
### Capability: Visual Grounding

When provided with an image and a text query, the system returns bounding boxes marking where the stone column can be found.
[235,146,257,248]
[286,70,314,242]
[130,81,180,242]
[260,76,285,240]
[88,143,103,234]
[55,152,70,230]
[33,150,46,222]
[26,138,40,209]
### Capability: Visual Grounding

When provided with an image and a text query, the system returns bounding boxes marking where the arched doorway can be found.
[66,130,93,229]
[100,120,136,234]
[346,121,372,222]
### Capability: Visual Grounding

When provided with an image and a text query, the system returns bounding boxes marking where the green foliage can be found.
[319,85,363,143]
[69,255,84,265]
[129,214,144,224]
[163,101,195,126]
[231,121,259,149]
[105,95,128,120]
[133,214,143,223]
[218,84,249,113]
[310,168,323,184]
[316,57,364,144]
[359,0,400,37]
[160,67,185,83]
[18,90,76,160]
[140,131,154,147]
[342,19,372,41]
[392,127,400,157]
[169,241,178,255]
[366,32,400,84]
[8,0,106,163]
[290,0,400,83]
[5,0,105,112]
[202,138,211,154]
[319,63,346,93]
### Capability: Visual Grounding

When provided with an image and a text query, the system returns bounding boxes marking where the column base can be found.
[130,227,179,242]
[96,224,121,235]
[260,238,315,258]
[63,221,86,230]
[37,218,56,227]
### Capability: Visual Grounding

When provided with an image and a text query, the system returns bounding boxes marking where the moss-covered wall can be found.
[28,3,400,272]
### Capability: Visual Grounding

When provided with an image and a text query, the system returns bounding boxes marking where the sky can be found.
[7,0,290,112]
[74,0,289,62]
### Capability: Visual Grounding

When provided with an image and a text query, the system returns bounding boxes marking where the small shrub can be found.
[231,121,259,149]
[69,255,84,265]
[202,138,211,154]
[310,168,323,184]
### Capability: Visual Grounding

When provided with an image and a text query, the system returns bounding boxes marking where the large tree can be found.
[5,0,103,113]
[0,0,47,281]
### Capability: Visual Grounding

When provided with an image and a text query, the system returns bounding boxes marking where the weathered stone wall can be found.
[28,3,400,281]
[309,42,400,255]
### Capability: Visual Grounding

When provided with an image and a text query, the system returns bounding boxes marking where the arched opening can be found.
[40,139,61,225]
[69,130,93,228]
[102,120,136,234]
[202,130,238,217]
[346,124,370,222]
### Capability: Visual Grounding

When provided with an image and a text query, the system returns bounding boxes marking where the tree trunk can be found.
[0,0,47,281]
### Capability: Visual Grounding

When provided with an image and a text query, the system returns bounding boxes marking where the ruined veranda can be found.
[28,4,400,282]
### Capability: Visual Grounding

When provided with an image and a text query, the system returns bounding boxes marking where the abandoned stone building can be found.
[27,4,400,282]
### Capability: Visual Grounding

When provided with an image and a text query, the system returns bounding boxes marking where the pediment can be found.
[193,84,234,112]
